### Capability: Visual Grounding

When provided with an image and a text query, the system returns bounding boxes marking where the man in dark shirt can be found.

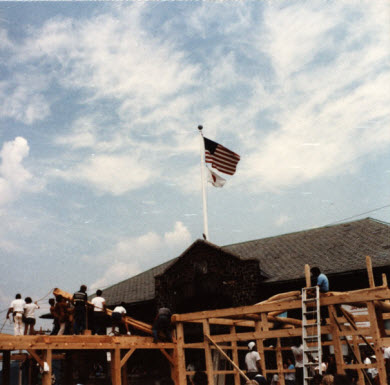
[152,307,172,343]
[73,285,88,335]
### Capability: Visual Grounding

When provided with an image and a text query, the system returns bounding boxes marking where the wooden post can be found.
[41,349,52,385]
[366,256,375,288]
[175,322,187,385]
[121,361,128,385]
[111,348,122,385]
[230,326,241,385]
[203,320,215,385]
[276,338,285,385]
[256,317,267,377]
[305,264,311,287]
[367,302,387,384]
[2,350,10,385]
[328,305,345,375]
[352,335,364,385]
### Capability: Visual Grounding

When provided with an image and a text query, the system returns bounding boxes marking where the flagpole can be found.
[198,125,209,240]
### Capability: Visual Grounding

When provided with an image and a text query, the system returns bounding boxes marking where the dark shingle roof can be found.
[101,218,390,305]
[223,218,390,282]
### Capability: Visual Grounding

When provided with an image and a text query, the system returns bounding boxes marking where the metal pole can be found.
[198,125,209,240]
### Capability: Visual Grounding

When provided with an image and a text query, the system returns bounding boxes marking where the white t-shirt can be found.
[10,299,25,313]
[245,350,261,372]
[113,306,126,315]
[384,347,390,359]
[24,303,39,318]
[91,297,106,312]
[291,345,304,368]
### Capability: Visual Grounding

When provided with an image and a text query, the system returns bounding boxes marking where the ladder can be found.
[302,286,322,384]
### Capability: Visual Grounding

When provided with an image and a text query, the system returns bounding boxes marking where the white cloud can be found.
[90,262,140,292]
[89,221,192,290]
[0,77,50,125]
[53,154,155,195]
[0,137,43,205]
[237,1,390,192]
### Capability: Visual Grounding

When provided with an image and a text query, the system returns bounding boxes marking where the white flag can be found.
[207,167,226,188]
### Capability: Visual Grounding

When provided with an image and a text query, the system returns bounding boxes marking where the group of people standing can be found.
[48,285,110,335]
[6,294,40,336]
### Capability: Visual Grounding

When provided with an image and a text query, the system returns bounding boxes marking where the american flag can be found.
[204,137,240,175]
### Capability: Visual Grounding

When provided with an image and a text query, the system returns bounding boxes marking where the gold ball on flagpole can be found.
[198,125,203,131]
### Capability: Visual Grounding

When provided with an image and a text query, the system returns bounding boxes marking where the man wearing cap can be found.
[245,341,261,380]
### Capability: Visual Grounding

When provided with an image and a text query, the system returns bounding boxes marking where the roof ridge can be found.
[222,217,384,249]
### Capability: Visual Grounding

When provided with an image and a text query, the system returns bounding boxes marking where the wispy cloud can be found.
[88,221,191,290]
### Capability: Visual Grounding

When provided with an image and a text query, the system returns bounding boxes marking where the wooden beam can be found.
[305,264,311,287]
[160,349,175,366]
[230,326,241,385]
[367,302,387,384]
[202,320,214,385]
[41,349,52,385]
[174,322,187,385]
[173,286,390,323]
[366,256,375,288]
[111,348,121,385]
[205,334,250,383]
[27,349,44,367]
[275,338,285,385]
[120,348,135,368]
[329,305,345,375]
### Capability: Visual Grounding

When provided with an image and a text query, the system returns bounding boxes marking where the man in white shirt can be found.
[111,302,130,335]
[6,294,26,336]
[91,290,106,335]
[291,340,304,384]
[245,341,261,379]
[23,297,40,335]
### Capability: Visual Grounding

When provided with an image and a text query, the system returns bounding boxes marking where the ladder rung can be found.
[304,310,317,314]
[303,298,317,303]
[304,336,318,340]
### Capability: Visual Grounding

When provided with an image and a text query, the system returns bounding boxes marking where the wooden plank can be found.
[175,322,187,385]
[120,348,136,368]
[26,349,44,367]
[202,320,215,385]
[329,305,345,375]
[111,348,122,385]
[276,338,285,385]
[366,256,375,288]
[230,326,241,385]
[367,302,387,384]
[352,335,365,385]
[160,349,175,365]
[173,286,390,322]
[41,349,52,385]
[205,334,250,382]
[259,313,268,376]
[305,264,311,287]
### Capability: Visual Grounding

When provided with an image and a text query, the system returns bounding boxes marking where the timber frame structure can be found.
[1,257,390,385]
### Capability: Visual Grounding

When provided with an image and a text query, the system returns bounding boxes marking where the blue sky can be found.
[0,1,389,331]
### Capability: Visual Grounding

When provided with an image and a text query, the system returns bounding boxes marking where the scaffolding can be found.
[1,257,390,385]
